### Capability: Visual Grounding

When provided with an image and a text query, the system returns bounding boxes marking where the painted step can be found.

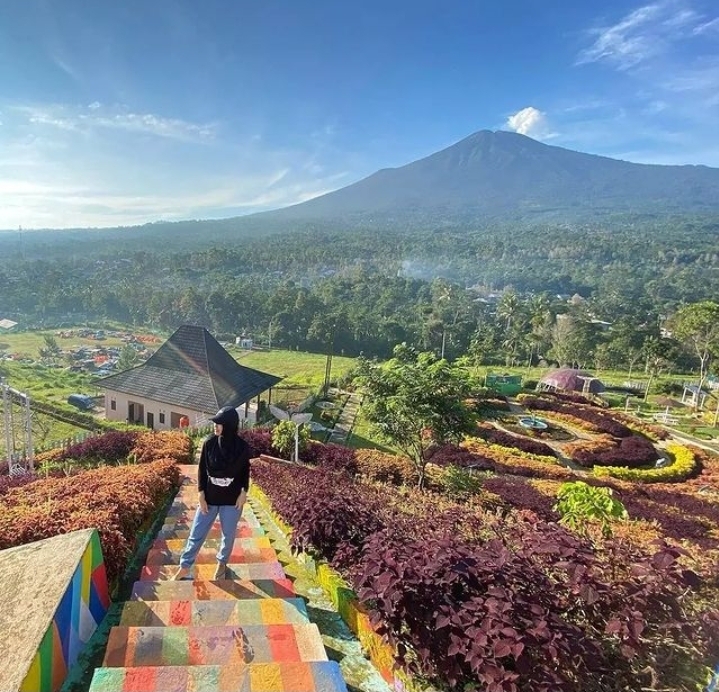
[89,661,348,692]
[119,597,309,627]
[156,524,266,540]
[103,624,328,667]
[164,511,263,528]
[144,544,277,566]
[131,578,296,601]
[140,561,286,581]
[153,537,272,552]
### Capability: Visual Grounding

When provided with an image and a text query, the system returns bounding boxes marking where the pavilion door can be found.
[147,412,154,429]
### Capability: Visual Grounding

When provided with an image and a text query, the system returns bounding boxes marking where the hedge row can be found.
[593,443,698,483]
[0,458,181,582]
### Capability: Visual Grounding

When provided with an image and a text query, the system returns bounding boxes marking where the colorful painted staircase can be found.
[89,465,348,692]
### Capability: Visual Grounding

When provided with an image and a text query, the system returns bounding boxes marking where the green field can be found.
[231,347,356,407]
[0,328,138,359]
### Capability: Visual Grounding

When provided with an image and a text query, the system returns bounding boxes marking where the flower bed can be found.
[252,459,719,692]
[0,458,181,583]
[519,394,633,437]
[474,422,557,457]
[593,443,698,483]
[567,434,659,468]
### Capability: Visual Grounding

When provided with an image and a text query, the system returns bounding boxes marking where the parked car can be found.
[67,394,94,411]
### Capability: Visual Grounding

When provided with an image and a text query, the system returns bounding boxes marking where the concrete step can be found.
[156,524,266,540]
[152,537,271,552]
[140,561,285,581]
[144,543,277,566]
[119,597,309,627]
[131,578,296,601]
[89,661,348,692]
[103,624,328,667]
[163,513,263,530]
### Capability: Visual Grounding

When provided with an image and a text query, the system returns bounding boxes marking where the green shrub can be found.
[554,481,628,537]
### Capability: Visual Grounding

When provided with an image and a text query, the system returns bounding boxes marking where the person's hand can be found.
[235,491,247,511]
[199,495,209,514]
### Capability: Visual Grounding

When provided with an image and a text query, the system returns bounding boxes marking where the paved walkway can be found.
[88,465,348,692]
[326,391,362,445]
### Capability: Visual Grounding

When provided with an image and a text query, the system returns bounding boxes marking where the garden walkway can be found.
[326,391,362,445]
[87,465,348,692]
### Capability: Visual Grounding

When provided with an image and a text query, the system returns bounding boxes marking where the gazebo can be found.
[537,368,605,395]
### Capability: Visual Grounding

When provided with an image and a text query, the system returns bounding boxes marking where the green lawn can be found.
[232,348,356,408]
[233,348,355,381]
[0,328,137,359]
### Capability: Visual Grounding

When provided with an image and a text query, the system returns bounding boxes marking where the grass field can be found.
[231,347,356,407]
[0,328,139,359]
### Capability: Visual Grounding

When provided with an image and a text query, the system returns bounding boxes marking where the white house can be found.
[98,325,281,430]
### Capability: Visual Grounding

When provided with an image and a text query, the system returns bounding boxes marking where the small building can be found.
[485,373,523,396]
[98,325,281,429]
[682,384,708,409]
[537,368,605,395]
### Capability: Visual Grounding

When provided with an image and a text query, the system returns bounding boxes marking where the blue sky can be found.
[0,0,717,229]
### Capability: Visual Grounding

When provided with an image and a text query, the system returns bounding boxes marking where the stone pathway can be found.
[326,391,362,445]
[88,465,349,692]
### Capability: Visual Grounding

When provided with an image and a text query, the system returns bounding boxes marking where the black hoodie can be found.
[197,430,251,506]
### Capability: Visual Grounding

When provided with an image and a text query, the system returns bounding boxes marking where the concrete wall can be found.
[17,530,109,692]
[102,389,257,430]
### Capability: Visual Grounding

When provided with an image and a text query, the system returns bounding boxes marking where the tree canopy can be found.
[356,344,476,487]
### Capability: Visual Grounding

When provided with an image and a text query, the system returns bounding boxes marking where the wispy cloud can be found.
[13,103,217,142]
[0,100,352,229]
[576,1,714,70]
[560,1,719,165]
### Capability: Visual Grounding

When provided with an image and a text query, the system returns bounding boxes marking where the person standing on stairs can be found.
[172,406,251,581]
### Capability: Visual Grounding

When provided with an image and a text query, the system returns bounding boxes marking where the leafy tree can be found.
[670,301,719,393]
[117,344,140,371]
[642,336,680,402]
[355,344,475,488]
[39,334,61,362]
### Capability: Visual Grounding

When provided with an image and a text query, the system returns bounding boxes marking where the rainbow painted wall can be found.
[19,530,110,692]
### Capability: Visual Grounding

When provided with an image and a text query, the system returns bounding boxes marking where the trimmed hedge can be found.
[593,443,698,483]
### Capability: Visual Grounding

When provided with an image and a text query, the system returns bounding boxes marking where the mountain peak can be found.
[267,129,719,223]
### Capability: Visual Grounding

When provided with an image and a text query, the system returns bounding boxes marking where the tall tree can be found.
[670,301,719,394]
[355,344,475,488]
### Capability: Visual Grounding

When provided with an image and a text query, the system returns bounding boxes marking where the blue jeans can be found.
[179,504,242,568]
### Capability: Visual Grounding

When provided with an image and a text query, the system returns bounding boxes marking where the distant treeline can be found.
[0,218,716,369]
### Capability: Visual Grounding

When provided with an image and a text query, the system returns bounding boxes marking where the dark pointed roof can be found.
[98,325,281,412]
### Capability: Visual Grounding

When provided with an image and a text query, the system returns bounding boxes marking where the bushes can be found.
[304,442,359,475]
[593,443,698,483]
[254,459,719,692]
[130,430,193,464]
[355,449,416,485]
[252,462,386,570]
[0,459,181,582]
[35,430,140,467]
[569,435,658,468]
[474,423,557,458]
[554,481,628,536]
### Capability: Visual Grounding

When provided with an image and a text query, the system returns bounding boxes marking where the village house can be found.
[98,324,281,429]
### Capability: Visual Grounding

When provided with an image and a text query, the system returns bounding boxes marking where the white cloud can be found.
[577,1,713,70]
[14,104,216,142]
[692,16,719,34]
[505,107,552,139]
[0,101,351,229]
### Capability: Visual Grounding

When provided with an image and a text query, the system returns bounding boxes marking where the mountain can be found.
[264,130,719,223]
